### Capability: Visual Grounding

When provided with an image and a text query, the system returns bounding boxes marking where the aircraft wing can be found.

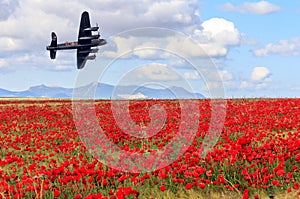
[77,11,92,69]
[78,11,92,45]
[76,51,88,69]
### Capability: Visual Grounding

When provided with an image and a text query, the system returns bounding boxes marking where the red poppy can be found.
[185,183,193,190]
[159,185,167,191]
[53,188,60,197]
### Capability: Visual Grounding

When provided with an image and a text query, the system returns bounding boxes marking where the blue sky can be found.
[0,0,299,98]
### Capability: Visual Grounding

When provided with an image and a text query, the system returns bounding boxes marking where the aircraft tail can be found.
[49,32,57,59]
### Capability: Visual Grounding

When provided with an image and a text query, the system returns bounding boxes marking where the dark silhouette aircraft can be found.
[46,11,107,69]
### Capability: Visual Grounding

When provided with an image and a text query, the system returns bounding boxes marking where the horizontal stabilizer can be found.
[50,50,56,59]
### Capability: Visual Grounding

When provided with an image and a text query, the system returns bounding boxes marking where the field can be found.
[0,98,299,199]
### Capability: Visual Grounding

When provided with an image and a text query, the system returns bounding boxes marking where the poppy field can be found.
[0,98,299,198]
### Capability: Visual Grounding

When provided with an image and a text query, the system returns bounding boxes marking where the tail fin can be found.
[50,32,57,59]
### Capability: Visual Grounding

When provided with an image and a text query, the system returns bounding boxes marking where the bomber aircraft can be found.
[46,11,106,69]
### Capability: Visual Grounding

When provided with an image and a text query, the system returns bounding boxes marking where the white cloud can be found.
[219,70,233,81]
[199,18,240,46]
[0,0,19,20]
[116,63,183,87]
[193,18,241,57]
[41,0,200,35]
[240,80,250,89]
[184,71,200,80]
[101,36,140,58]
[0,2,74,53]
[15,54,35,62]
[0,58,11,73]
[250,67,271,82]
[0,37,22,52]
[182,66,234,82]
[52,65,74,71]
[82,0,202,34]
[102,17,242,59]
[241,66,272,89]
[221,1,280,15]
[0,59,8,68]
[0,0,242,72]
[169,59,189,68]
[118,93,147,100]
[253,38,300,56]
[132,63,180,81]
[165,35,213,57]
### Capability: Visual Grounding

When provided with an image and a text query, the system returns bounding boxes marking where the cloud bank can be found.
[221,1,280,15]
[253,38,300,56]
[0,0,242,71]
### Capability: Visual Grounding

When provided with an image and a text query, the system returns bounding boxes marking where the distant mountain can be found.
[0,83,205,99]
[0,88,16,97]
[28,84,71,97]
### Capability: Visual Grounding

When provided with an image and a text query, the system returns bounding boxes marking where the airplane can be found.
[46,11,107,69]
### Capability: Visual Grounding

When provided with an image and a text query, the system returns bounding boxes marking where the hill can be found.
[0,83,205,99]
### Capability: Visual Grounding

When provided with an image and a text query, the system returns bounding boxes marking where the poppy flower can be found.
[159,185,167,191]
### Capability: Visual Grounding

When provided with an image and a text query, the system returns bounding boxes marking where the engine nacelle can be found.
[98,39,107,46]
[84,26,99,32]
[87,54,96,60]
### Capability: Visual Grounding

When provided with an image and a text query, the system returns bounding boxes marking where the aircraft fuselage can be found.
[46,39,106,51]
